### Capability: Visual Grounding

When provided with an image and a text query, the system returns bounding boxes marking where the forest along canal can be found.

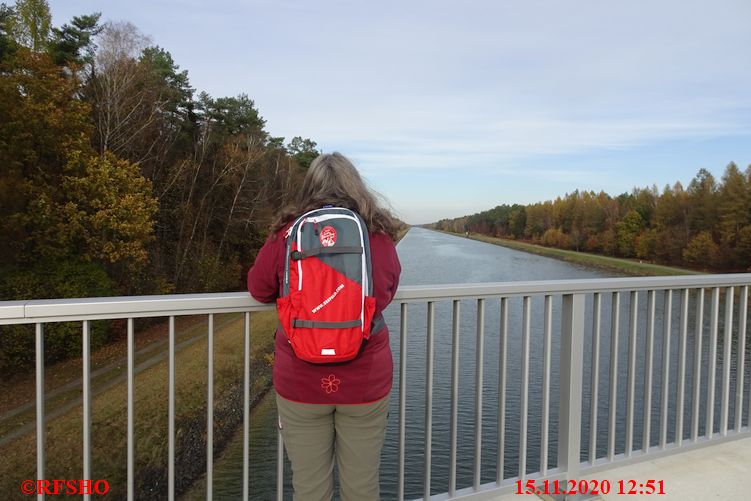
[181,227,750,500]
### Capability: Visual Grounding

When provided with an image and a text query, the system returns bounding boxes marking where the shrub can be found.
[541,228,570,248]
[682,231,720,269]
[0,260,114,374]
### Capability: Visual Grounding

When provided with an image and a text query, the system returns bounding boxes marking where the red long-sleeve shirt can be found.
[248,226,401,404]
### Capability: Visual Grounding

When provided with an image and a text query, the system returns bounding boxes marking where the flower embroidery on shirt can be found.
[321,374,341,393]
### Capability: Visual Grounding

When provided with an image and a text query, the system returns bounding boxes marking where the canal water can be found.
[182,227,750,500]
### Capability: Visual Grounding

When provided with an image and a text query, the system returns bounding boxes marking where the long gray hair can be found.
[272,152,399,240]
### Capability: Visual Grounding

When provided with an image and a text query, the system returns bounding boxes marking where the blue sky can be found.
[48,0,751,224]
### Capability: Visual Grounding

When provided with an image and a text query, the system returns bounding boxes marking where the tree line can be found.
[432,164,751,272]
[0,1,317,370]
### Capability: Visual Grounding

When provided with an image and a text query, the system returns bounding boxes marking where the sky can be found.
[48,0,751,224]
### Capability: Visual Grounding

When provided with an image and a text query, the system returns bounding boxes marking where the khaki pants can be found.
[276,394,390,501]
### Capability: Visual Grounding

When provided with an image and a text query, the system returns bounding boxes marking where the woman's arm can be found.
[247,232,283,303]
[370,232,402,311]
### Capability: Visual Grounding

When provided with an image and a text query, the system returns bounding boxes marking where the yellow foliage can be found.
[60,151,158,265]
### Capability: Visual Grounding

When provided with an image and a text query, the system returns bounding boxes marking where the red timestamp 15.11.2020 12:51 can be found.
[515,478,666,496]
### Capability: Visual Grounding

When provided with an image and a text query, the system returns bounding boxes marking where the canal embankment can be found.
[0,311,277,500]
[446,231,702,277]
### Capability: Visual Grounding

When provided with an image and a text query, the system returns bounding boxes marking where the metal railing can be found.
[1,274,750,500]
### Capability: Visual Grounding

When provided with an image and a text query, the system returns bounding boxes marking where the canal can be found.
[182,227,750,500]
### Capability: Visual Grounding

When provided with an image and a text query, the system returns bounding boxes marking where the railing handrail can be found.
[0,291,271,323]
[3,272,750,500]
[2,273,750,324]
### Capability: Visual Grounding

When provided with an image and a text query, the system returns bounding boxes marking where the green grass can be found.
[458,232,703,277]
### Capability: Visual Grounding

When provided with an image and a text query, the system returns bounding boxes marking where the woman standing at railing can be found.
[248,152,402,501]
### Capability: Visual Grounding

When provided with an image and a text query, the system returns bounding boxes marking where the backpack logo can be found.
[319,226,337,247]
[311,284,345,313]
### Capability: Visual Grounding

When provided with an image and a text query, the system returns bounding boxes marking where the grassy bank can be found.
[1,310,277,500]
[396,226,411,243]
[456,232,703,277]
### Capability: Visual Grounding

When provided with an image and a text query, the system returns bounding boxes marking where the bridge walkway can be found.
[493,436,751,500]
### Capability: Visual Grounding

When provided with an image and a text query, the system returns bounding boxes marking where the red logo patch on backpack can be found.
[319,226,337,247]
[276,208,378,363]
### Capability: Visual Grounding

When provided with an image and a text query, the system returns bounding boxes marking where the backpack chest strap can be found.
[291,246,363,260]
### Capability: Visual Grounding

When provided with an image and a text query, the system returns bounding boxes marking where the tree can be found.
[542,228,570,248]
[635,228,657,260]
[717,163,750,246]
[48,12,101,67]
[580,191,607,243]
[287,136,319,168]
[508,207,526,238]
[60,151,157,268]
[202,93,265,138]
[0,260,113,371]
[630,185,658,223]
[652,182,690,262]
[0,44,157,291]
[683,231,719,268]
[8,0,50,51]
[88,21,155,156]
[0,48,92,265]
[139,45,193,122]
[0,3,17,60]
[524,202,550,239]
[687,168,718,234]
[737,225,751,271]
[615,209,645,257]
[0,10,320,374]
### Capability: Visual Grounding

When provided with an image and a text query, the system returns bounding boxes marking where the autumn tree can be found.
[7,0,50,51]
[615,209,645,257]
[0,3,17,60]
[60,152,157,270]
[683,231,720,268]
[0,45,157,276]
[0,41,157,368]
[717,162,750,268]
[686,168,718,235]
[432,166,746,271]
[0,48,91,266]
[0,6,317,371]
[508,207,526,238]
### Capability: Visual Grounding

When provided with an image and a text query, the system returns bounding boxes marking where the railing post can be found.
[83,320,91,501]
[168,316,176,501]
[127,318,135,501]
[558,293,585,482]
[449,300,460,497]
[277,428,284,501]
[207,314,214,501]
[243,312,251,501]
[36,323,45,501]
[474,299,485,490]
[398,302,408,501]
[424,302,435,500]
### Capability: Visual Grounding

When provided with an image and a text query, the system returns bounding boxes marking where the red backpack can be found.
[276,207,383,363]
